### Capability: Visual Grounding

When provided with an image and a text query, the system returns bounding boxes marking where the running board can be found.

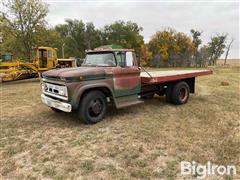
[115,95,144,109]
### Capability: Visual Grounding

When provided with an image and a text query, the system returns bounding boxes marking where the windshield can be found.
[1,54,13,62]
[82,53,116,67]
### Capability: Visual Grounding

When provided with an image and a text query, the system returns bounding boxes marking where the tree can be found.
[191,29,202,48]
[148,28,194,67]
[34,27,62,56]
[207,34,227,65]
[196,45,211,67]
[0,15,21,57]
[55,19,85,58]
[140,44,151,66]
[54,20,144,58]
[190,29,202,66]
[102,21,144,49]
[2,0,48,61]
[148,28,175,62]
[84,22,102,50]
[173,32,194,66]
[224,38,234,65]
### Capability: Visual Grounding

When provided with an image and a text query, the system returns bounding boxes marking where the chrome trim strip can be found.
[43,91,68,101]
[41,94,71,112]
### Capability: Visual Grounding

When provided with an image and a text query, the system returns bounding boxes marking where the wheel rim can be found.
[179,87,188,102]
[88,98,103,117]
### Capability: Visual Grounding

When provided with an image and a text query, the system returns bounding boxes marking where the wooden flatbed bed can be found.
[141,70,212,84]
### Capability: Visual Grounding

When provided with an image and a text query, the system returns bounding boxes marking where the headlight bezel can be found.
[58,86,68,96]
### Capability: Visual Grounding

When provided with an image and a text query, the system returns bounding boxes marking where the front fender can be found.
[70,81,115,110]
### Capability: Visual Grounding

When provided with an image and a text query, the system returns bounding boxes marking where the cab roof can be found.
[35,47,58,51]
[86,48,135,53]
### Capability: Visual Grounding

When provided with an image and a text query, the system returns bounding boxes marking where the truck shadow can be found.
[41,96,168,127]
[43,95,206,127]
[47,96,170,126]
[101,96,168,120]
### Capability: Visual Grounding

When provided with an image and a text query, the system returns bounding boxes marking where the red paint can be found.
[141,70,213,84]
[113,66,140,88]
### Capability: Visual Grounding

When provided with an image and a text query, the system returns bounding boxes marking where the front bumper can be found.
[41,94,72,112]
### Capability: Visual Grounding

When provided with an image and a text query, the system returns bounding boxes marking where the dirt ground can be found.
[0,64,239,179]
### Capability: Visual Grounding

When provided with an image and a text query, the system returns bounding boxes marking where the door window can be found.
[115,51,134,67]
[48,50,52,58]
[115,52,126,67]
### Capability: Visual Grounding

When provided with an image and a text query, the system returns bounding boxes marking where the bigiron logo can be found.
[181,161,237,179]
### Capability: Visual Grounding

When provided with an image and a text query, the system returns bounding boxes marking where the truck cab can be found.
[41,48,143,123]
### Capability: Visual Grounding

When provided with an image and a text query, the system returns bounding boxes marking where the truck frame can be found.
[41,48,212,124]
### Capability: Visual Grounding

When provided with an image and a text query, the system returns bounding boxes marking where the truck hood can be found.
[42,67,111,79]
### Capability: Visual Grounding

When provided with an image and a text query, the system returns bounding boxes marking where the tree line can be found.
[144,29,231,67]
[0,0,233,67]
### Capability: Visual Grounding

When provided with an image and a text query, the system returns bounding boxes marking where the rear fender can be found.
[183,78,195,93]
[166,77,195,93]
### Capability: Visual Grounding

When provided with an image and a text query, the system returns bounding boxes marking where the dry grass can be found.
[0,63,239,179]
[217,59,240,66]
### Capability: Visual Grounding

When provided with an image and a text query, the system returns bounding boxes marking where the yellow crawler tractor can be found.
[0,47,76,82]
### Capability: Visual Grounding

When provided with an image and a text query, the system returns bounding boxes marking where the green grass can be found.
[0,65,239,179]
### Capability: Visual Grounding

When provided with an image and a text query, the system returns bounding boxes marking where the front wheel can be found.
[78,90,107,124]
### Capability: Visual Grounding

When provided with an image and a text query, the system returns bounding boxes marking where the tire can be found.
[171,81,190,105]
[78,90,107,124]
[165,84,173,103]
[51,107,63,113]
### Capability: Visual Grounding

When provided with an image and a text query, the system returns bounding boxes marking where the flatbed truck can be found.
[41,48,212,124]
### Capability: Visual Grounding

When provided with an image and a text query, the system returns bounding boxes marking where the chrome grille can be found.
[42,82,68,100]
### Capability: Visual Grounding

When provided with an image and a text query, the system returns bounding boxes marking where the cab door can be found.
[113,51,141,97]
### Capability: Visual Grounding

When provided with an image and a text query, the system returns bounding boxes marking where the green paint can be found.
[65,74,113,82]
[85,74,113,81]
[70,98,79,110]
[97,44,123,49]
[114,84,141,97]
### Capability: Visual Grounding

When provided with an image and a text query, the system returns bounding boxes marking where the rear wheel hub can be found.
[179,87,188,102]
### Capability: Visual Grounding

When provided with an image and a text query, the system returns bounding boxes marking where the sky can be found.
[45,0,239,58]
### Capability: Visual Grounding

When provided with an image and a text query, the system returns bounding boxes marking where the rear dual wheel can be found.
[166,81,190,105]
